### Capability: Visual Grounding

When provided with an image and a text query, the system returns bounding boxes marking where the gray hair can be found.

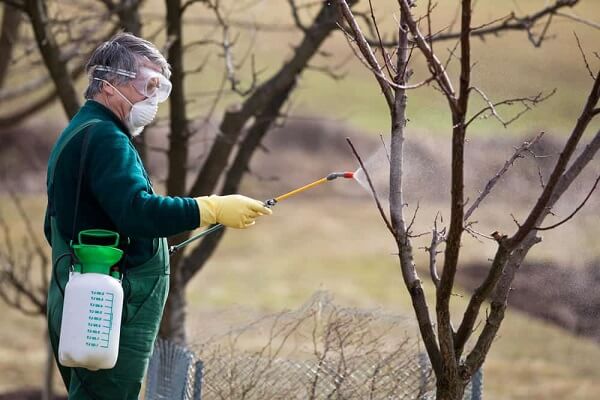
[84,32,171,99]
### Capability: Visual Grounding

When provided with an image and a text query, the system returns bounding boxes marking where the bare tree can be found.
[0,0,119,126]
[160,0,359,342]
[337,0,600,398]
[0,0,361,344]
[0,189,55,400]
[0,3,21,89]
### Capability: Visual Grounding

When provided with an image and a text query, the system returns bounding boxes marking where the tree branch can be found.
[346,138,395,237]
[464,131,546,222]
[0,1,24,11]
[465,88,555,128]
[397,0,458,113]
[336,0,394,110]
[434,0,472,380]
[187,1,356,199]
[181,0,357,285]
[573,32,595,80]
[536,173,600,231]
[367,0,393,79]
[363,0,583,48]
[0,3,22,89]
[463,113,600,377]
[181,81,296,284]
[390,3,443,375]
[509,68,600,246]
[428,0,580,44]
[555,11,600,30]
[427,213,445,289]
[24,0,80,118]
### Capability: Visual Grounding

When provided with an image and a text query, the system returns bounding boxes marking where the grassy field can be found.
[1,1,600,398]
[1,193,600,399]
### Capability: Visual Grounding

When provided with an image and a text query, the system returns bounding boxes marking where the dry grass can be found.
[1,192,600,398]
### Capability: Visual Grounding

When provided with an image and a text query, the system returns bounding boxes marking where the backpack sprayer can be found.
[168,171,355,255]
[57,169,354,371]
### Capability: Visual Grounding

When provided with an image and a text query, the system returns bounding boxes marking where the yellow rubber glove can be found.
[195,194,272,229]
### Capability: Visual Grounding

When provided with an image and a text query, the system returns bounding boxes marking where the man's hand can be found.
[195,195,272,229]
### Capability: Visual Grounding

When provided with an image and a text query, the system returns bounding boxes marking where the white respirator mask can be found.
[124,94,159,137]
[93,65,172,137]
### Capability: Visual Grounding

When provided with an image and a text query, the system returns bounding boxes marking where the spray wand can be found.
[169,171,355,255]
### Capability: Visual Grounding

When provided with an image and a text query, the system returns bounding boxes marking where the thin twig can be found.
[464,132,545,222]
[555,11,600,30]
[406,201,420,236]
[367,0,393,79]
[573,32,595,80]
[346,137,395,236]
[466,89,556,128]
[536,174,600,231]
[337,21,436,91]
[427,212,445,288]
[379,134,391,163]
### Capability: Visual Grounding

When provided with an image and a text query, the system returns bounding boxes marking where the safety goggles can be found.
[93,65,172,103]
[130,67,172,102]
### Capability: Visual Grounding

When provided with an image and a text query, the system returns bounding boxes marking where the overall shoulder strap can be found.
[47,119,103,187]
[46,119,102,244]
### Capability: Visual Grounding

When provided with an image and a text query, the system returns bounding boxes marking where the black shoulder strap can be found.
[71,129,92,243]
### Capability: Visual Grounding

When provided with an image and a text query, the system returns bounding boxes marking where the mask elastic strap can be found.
[93,77,134,107]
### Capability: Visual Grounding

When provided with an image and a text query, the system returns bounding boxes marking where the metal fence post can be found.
[470,368,483,400]
[193,359,204,400]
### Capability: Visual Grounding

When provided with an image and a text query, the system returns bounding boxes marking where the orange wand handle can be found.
[273,177,329,203]
[264,172,354,207]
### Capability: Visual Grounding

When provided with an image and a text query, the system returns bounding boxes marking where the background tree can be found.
[0,0,359,343]
[0,189,55,400]
[336,0,600,399]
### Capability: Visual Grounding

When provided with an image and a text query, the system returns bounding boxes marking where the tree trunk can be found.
[116,0,143,35]
[0,3,21,89]
[115,0,148,164]
[436,377,466,400]
[159,0,189,344]
[159,268,187,343]
[158,0,356,344]
[25,0,80,118]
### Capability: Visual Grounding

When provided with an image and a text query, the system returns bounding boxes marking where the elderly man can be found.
[44,32,271,399]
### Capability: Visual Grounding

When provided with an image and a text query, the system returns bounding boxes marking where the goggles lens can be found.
[91,65,172,102]
[131,67,172,102]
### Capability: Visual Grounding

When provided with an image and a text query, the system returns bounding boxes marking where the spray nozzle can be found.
[326,171,354,181]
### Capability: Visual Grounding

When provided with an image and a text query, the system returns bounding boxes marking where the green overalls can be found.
[45,102,198,399]
[47,219,169,399]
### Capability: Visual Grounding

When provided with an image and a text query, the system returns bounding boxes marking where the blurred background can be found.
[0,0,599,399]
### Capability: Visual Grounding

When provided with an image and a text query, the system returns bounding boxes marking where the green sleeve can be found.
[87,122,199,238]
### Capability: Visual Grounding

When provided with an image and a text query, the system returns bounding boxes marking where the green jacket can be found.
[44,100,199,267]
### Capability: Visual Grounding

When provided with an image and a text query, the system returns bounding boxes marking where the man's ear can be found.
[99,80,115,97]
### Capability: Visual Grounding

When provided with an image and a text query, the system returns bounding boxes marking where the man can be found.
[44,32,271,399]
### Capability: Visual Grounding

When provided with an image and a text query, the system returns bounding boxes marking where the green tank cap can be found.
[71,230,124,276]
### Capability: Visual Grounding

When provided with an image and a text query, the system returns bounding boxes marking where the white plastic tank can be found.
[58,271,123,370]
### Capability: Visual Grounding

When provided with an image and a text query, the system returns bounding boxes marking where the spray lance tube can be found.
[168,171,355,255]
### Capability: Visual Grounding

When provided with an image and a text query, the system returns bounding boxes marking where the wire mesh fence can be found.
[145,338,203,400]
[146,292,483,400]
